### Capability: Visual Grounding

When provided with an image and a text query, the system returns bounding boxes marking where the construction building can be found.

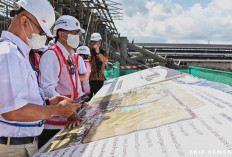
[0,0,122,53]
[1,0,232,71]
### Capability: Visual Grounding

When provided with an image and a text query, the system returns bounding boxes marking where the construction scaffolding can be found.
[0,0,123,51]
[51,0,122,44]
[0,0,15,32]
[0,0,183,69]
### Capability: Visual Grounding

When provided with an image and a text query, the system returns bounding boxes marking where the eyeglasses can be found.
[80,54,89,60]
[64,30,81,35]
[67,59,75,75]
[26,16,46,36]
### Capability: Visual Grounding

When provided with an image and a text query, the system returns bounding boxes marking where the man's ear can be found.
[20,16,28,30]
[58,31,62,38]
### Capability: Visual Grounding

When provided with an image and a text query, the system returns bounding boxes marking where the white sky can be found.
[114,0,232,44]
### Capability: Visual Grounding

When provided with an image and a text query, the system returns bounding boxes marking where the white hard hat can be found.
[90,33,102,41]
[16,0,55,37]
[54,15,85,33]
[76,46,90,55]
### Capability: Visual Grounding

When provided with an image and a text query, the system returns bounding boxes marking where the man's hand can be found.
[66,112,82,129]
[93,45,108,64]
[49,95,68,105]
[83,102,89,107]
[1,98,81,122]
[79,73,86,81]
[54,99,82,118]
[93,45,100,54]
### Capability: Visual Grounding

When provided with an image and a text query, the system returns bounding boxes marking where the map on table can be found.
[34,67,232,157]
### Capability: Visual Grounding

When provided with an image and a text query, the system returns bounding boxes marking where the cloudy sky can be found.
[114,0,232,44]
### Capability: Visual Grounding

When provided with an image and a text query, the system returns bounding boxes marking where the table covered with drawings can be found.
[34,66,232,157]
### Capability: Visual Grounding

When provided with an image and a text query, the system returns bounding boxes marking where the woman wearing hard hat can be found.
[0,0,82,156]
[39,15,87,148]
[76,46,91,96]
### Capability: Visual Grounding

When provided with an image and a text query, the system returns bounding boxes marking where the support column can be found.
[70,0,75,16]
[119,37,128,66]
[57,0,63,15]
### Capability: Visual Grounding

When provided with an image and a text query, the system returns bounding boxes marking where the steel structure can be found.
[108,35,182,69]
[3,0,230,71]
[51,0,122,48]
[135,43,232,71]
[136,43,232,49]
[136,43,232,61]
[0,0,122,48]
[0,0,15,33]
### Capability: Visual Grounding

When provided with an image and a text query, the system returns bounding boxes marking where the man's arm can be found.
[97,53,108,64]
[0,51,81,122]
[39,50,60,98]
[79,73,86,81]
[2,104,55,122]
[78,56,87,81]
[2,98,82,122]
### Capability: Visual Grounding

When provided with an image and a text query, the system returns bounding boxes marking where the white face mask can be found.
[62,33,80,49]
[23,20,47,49]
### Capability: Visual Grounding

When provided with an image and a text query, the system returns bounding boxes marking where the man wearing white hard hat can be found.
[0,0,82,156]
[39,15,87,147]
[76,46,91,95]
[89,33,108,99]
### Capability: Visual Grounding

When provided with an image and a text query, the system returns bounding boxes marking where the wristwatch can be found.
[45,98,50,105]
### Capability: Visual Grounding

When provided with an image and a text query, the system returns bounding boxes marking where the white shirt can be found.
[0,31,44,137]
[40,41,87,99]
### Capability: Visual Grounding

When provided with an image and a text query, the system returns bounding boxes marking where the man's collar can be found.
[56,41,73,60]
[1,31,31,57]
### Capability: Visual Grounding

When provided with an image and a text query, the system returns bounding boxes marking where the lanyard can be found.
[0,38,45,127]
[55,44,79,99]
[19,48,46,106]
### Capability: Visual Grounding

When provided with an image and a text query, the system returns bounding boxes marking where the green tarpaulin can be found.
[105,63,232,86]
[177,66,232,86]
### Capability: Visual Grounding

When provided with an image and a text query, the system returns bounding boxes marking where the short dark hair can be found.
[54,29,66,43]
[10,7,25,17]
